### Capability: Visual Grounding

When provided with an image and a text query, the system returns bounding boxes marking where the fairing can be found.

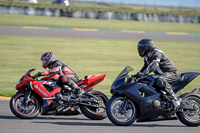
[172,72,200,93]
[16,69,37,91]
[30,81,61,98]
[77,74,106,91]
[111,66,133,93]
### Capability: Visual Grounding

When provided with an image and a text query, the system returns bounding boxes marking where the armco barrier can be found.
[0,5,199,23]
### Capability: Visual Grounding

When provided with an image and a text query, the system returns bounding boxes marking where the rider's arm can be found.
[43,67,61,76]
[43,61,63,76]
[141,50,162,76]
[140,58,148,72]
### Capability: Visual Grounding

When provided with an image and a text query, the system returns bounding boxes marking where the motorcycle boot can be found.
[68,80,85,98]
[165,85,182,111]
[155,77,181,111]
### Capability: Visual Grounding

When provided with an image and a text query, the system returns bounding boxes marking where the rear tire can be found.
[80,90,108,120]
[10,92,40,119]
[176,95,200,127]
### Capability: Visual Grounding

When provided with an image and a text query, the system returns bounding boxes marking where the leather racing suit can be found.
[43,60,80,93]
[140,47,181,100]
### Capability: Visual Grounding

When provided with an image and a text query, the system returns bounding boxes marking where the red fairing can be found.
[16,69,37,91]
[77,74,106,91]
[31,81,50,98]
[30,81,61,98]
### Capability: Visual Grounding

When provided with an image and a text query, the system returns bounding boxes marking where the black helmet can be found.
[137,38,154,57]
[41,52,56,69]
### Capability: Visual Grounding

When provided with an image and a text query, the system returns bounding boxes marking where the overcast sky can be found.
[76,0,200,8]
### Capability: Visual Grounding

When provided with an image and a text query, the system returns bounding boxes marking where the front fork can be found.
[120,98,128,113]
[23,89,32,105]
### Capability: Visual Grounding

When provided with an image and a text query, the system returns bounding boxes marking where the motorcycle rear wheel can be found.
[106,96,137,126]
[80,90,108,120]
[10,92,40,119]
[177,95,200,127]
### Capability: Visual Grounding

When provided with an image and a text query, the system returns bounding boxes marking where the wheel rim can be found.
[182,97,200,122]
[14,95,38,115]
[86,96,106,114]
[111,97,136,122]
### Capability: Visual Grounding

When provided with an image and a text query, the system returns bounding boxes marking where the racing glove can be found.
[135,72,144,79]
[34,72,44,77]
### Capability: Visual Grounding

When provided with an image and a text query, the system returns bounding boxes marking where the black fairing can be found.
[112,78,165,119]
[111,75,126,94]
[172,72,200,93]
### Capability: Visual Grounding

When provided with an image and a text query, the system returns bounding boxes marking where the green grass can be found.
[0,14,200,33]
[0,14,199,97]
[0,35,200,97]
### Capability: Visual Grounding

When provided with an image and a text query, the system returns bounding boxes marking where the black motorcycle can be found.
[106,66,200,126]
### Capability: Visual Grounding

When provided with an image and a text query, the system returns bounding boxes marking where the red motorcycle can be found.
[10,69,108,120]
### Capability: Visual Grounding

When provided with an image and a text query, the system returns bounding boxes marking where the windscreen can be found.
[116,66,133,79]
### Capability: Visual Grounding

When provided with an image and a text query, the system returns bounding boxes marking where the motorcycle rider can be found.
[135,38,181,110]
[34,52,84,98]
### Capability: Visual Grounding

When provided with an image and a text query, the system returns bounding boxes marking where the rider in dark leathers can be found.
[35,52,83,98]
[136,38,181,109]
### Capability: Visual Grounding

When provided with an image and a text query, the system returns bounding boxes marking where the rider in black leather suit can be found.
[136,38,181,110]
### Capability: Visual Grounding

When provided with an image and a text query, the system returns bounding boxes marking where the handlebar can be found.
[131,74,137,79]
[126,74,137,83]
[31,74,39,80]
[127,74,145,83]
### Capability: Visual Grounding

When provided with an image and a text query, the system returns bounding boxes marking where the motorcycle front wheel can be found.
[106,96,137,126]
[10,92,40,119]
[177,95,200,127]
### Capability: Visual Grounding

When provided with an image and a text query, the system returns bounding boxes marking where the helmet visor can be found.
[41,59,49,67]
[137,45,145,57]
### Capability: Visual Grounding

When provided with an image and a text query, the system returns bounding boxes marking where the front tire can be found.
[10,92,40,119]
[176,95,200,127]
[80,90,108,120]
[106,96,137,126]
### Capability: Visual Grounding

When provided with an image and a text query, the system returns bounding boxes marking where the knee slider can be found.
[61,76,69,83]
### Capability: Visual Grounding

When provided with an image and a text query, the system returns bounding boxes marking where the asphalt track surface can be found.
[0,26,200,42]
[1,100,200,133]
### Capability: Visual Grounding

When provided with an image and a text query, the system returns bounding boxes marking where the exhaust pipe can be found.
[63,107,71,112]
[57,106,71,112]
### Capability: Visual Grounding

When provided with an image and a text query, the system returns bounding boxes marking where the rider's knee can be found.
[154,77,167,89]
[59,75,69,84]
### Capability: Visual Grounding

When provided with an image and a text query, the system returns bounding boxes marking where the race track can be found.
[0,26,200,42]
[0,100,199,133]
[1,26,200,132]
